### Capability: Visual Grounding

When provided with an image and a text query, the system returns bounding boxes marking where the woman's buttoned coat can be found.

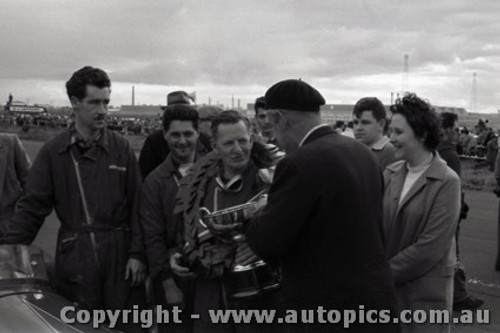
[383,154,460,317]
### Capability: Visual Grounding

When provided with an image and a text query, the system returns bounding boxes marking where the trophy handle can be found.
[198,207,211,229]
[248,189,268,204]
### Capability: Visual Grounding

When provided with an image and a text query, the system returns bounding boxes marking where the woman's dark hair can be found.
[390,93,440,150]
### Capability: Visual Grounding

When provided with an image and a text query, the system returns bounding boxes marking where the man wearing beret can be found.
[245,79,400,332]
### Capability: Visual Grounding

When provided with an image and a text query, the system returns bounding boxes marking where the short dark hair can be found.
[439,112,458,130]
[211,110,251,140]
[66,66,111,100]
[162,104,199,132]
[390,93,440,151]
[254,96,266,114]
[353,97,387,121]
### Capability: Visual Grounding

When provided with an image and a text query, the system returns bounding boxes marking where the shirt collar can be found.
[298,124,331,148]
[371,136,390,151]
[215,174,244,192]
[215,159,257,193]
[60,126,109,154]
[70,126,103,146]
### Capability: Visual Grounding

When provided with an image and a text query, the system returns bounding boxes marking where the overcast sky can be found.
[1,0,499,113]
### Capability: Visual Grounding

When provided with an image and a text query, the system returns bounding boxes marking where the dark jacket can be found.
[138,131,170,180]
[371,137,397,170]
[2,129,144,261]
[437,141,461,176]
[140,155,184,281]
[246,126,398,325]
[438,141,469,219]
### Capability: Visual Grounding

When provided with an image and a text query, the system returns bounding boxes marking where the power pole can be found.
[470,72,477,113]
[402,54,409,94]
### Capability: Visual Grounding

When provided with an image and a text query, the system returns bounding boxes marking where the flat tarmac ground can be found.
[20,139,500,331]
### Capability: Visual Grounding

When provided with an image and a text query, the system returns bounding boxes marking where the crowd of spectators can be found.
[1,113,162,136]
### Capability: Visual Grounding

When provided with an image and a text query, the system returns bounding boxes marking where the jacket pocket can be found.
[410,275,452,305]
[55,234,94,280]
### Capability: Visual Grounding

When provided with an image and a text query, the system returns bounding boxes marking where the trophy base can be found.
[225,260,281,300]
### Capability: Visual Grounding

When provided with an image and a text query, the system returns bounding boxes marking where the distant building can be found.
[320,104,362,124]
[113,105,163,119]
[4,101,47,115]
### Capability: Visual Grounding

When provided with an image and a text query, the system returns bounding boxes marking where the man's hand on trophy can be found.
[162,278,184,307]
[243,194,267,220]
[170,252,195,278]
[234,243,259,266]
[208,220,243,241]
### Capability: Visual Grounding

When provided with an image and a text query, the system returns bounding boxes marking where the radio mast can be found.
[470,72,477,113]
[402,54,409,94]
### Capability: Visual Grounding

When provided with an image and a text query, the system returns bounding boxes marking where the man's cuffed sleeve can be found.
[245,157,319,260]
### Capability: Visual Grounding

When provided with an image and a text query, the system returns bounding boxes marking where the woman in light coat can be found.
[383,93,460,333]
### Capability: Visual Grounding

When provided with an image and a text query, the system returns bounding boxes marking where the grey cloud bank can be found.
[0,0,499,112]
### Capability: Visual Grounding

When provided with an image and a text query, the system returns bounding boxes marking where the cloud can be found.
[0,0,499,112]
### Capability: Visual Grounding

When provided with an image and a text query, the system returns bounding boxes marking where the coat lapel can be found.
[385,162,406,224]
[396,172,428,216]
[395,154,447,217]
[389,164,406,202]
[302,125,335,146]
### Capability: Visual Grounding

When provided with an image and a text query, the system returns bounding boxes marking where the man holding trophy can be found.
[172,110,281,333]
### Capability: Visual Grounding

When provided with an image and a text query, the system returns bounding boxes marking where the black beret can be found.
[265,79,325,112]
